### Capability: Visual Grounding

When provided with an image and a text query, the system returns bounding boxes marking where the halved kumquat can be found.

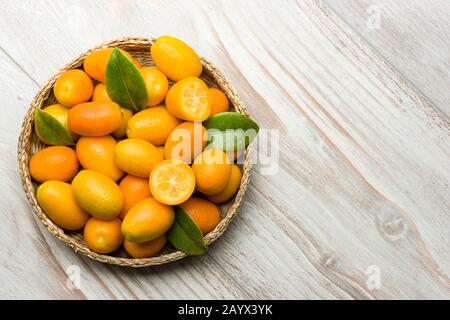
[149,159,195,205]
[165,77,211,121]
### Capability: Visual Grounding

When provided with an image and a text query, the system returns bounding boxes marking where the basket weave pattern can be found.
[18,37,252,267]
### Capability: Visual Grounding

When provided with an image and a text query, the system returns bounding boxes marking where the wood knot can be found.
[380,215,407,239]
[320,253,338,268]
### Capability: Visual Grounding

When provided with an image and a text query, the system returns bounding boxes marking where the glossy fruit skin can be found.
[37,181,89,230]
[112,108,133,139]
[121,198,174,243]
[165,77,211,121]
[150,36,202,81]
[76,135,124,181]
[115,139,163,178]
[118,175,152,219]
[37,104,79,140]
[123,235,167,258]
[164,121,207,164]
[206,164,242,203]
[92,83,112,102]
[30,146,79,183]
[208,88,229,116]
[68,101,122,136]
[149,159,196,205]
[54,69,93,107]
[179,198,221,235]
[71,170,123,220]
[83,48,141,82]
[140,67,169,106]
[156,146,165,159]
[126,106,180,146]
[192,148,232,195]
[84,217,123,254]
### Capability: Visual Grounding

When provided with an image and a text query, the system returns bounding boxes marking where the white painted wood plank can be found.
[0,0,448,299]
[323,0,450,116]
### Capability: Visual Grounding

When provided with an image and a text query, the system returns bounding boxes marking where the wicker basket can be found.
[17,37,252,267]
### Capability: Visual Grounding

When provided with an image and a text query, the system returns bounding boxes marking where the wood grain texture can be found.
[0,0,449,299]
[323,0,450,117]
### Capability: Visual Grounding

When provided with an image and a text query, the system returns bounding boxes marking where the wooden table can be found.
[1,0,449,299]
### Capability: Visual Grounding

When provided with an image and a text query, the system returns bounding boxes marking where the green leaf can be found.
[105,48,148,112]
[34,109,74,146]
[167,206,208,255]
[204,112,259,151]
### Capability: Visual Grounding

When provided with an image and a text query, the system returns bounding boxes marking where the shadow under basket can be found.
[17,37,253,267]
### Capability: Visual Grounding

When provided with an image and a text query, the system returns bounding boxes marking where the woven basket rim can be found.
[17,37,253,267]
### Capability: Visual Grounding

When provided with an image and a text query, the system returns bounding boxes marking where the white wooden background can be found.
[1,0,449,299]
